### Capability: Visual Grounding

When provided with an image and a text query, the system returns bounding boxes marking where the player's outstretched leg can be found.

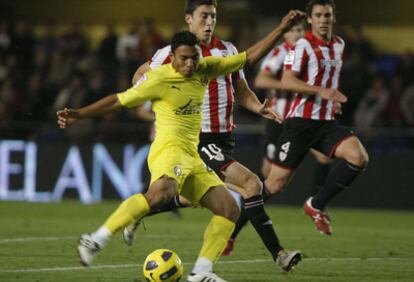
[223,186,273,256]
[222,162,301,271]
[78,177,178,266]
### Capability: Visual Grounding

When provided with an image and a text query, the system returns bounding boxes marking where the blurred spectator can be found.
[59,22,88,58]
[0,21,11,59]
[36,22,57,54]
[10,20,35,71]
[353,76,389,127]
[350,24,376,63]
[99,23,118,68]
[139,18,165,60]
[53,74,87,112]
[0,76,22,120]
[400,83,414,127]
[398,49,414,87]
[24,73,53,121]
[384,75,405,127]
[116,23,140,62]
[46,49,73,90]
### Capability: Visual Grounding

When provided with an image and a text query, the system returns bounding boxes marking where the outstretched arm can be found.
[234,79,282,123]
[245,10,305,66]
[57,94,122,128]
[282,70,348,103]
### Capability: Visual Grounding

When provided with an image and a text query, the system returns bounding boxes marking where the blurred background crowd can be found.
[0,0,413,150]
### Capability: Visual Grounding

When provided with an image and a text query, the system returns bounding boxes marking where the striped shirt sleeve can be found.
[284,39,308,72]
[149,46,172,69]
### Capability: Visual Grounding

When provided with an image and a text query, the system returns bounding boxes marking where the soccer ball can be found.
[143,249,183,282]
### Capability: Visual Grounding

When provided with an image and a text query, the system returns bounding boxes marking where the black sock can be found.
[261,184,273,202]
[312,163,331,196]
[230,205,249,240]
[147,195,186,216]
[243,195,283,261]
[312,161,364,210]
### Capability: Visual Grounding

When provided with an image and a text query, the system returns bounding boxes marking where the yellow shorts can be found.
[148,143,224,205]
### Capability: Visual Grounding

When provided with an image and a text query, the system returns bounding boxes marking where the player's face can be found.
[284,24,305,44]
[308,4,335,41]
[172,45,201,77]
[185,5,217,44]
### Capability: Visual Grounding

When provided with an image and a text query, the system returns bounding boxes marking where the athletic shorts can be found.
[263,120,284,161]
[198,132,236,179]
[148,142,224,205]
[272,118,354,170]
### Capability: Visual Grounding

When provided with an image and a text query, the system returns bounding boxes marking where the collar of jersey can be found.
[305,31,338,47]
[200,36,224,50]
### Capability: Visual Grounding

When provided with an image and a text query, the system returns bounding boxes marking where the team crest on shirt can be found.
[200,75,209,85]
[284,50,295,65]
[173,165,183,176]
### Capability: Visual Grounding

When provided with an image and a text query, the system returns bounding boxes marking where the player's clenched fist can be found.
[56,108,80,128]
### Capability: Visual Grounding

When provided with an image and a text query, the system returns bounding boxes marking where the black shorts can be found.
[263,119,284,161]
[198,132,236,179]
[272,118,354,170]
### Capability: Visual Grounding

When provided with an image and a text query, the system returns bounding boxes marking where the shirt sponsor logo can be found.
[321,59,341,68]
[173,99,202,115]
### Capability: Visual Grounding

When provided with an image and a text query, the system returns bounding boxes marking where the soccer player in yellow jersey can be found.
[57,13,304,281]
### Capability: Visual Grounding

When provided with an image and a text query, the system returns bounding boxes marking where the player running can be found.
[264,0,368,236]
[57,9,304,280]
[224,18,335,255]
[125,0,303,271]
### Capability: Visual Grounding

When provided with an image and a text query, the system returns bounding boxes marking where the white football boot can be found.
[187,272,228,282]
[77,233,101,266]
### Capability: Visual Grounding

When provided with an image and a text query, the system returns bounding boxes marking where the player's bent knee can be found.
[243,174,262,198]
[145,177,177,208]
[346,150,369,168]
[265,176,288,195]
[224,202,240,223]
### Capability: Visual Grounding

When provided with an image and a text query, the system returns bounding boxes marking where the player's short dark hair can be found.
[289,17,307,30]
[184,0,218,15]
[171,31,200,53]
[306,0,336,16]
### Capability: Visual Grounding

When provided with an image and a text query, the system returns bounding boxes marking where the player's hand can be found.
[319,88,348,103]
[56,108,80,128]
[333,102,343,115]
[279,10,306,32]
[259,98,283,124]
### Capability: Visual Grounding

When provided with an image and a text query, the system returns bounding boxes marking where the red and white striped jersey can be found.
[260,41,294,118]
[284,31,344,120]
[149,36,245,133]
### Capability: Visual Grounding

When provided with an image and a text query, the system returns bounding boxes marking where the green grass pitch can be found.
[0,201,413,282]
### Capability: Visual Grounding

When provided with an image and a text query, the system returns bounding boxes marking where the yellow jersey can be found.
[117,52,246,155]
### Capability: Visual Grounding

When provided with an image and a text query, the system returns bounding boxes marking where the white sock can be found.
[191,257,213,274]
[91,226,112,248]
